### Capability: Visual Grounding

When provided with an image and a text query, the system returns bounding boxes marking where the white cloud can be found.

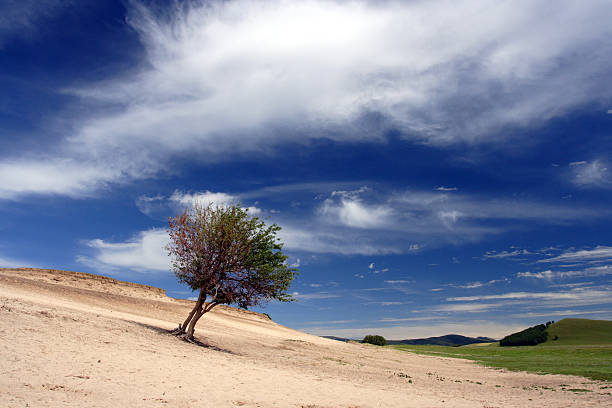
[481,249,530,259]
[428,303,501,313]
[510,309,612,318]
[136,190,262,217]
[278,187,606,255]
[456,282,485,289]
[278,224,402,255]
[291,291,340,301]
[571,159,611,188]
[320,191,393,229]
[569,161,588,167]
[0,160,119,199]
[78,229,171,273]
[517,265,612,279]
[4,0,612,199]
[435,187,457,192]
[378,317,439,323]
[517,270,555,279]
[438,210,462,227]
[170,190,262,214]
[393,192,601,223]
[538,246,612,263]
[170,190,236,207]
[447,287,611,306]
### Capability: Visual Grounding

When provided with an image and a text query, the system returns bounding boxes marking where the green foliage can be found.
[167,203,297,309]
[390,344,612,381]
[362,334,387,346]
[500,323,548,347]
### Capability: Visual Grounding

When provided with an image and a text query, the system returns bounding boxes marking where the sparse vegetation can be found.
[362,335,387,346]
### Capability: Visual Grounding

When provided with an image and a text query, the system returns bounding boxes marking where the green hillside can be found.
[543,318,612,346]
[390,319,612,381]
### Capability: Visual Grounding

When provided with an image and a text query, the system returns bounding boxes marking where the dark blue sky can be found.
[1,0,611,338]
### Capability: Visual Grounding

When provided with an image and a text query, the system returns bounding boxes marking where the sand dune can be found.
[0,268,609,407]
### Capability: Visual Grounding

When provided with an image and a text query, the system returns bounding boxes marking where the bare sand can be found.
[0,268,610,408]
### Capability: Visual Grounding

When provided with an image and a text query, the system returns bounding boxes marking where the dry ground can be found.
[0,268,610,408]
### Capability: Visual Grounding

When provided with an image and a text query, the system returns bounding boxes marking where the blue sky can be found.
[1,0,612,339]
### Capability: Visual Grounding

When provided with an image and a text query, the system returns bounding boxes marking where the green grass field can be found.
[389,319,612,381]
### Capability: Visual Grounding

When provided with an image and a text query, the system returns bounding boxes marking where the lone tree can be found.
[167,203,297,341]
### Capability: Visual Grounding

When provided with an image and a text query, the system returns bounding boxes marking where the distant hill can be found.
[388,334,497,347]
[323,334,497,346]
[543,318,612,346]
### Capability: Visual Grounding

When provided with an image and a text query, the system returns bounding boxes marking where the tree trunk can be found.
[184,301,220,341]
[173,290,205,334]
[185,308,205,340]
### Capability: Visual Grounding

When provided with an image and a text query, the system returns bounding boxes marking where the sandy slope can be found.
[0,268,609,408]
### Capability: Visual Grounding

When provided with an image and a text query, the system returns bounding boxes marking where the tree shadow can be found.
[130,321,237,355]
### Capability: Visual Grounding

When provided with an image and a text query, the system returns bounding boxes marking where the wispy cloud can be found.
[453,280,503,289]
[291,291,341,301]
[510,309,612,318]
[481,249,530,259]
[3,0,612,199]
[378,317,439,323]
[137,190,262,217]
[517,265,612,280]
[570,160,611,188]
[569,161,588,167]
[447,287,611,307]
[0,160,120,200]
[300,319,356,326]
[538,246,612,264]
[281,186,606,255]
[427,303,502,313]
[170,190,262,214]
[0,0,72,48]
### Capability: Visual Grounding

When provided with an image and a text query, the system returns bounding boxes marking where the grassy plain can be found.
[389,319,612,381]
[389,343,612,381]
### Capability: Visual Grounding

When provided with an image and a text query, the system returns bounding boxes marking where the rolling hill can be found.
[542,318,612,346]
[324,334,497,346]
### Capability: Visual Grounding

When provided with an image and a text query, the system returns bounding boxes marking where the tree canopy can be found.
[167,203,297,340]
[362,335,387,346]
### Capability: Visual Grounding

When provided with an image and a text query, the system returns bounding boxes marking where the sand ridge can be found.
[0,268,610,407]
